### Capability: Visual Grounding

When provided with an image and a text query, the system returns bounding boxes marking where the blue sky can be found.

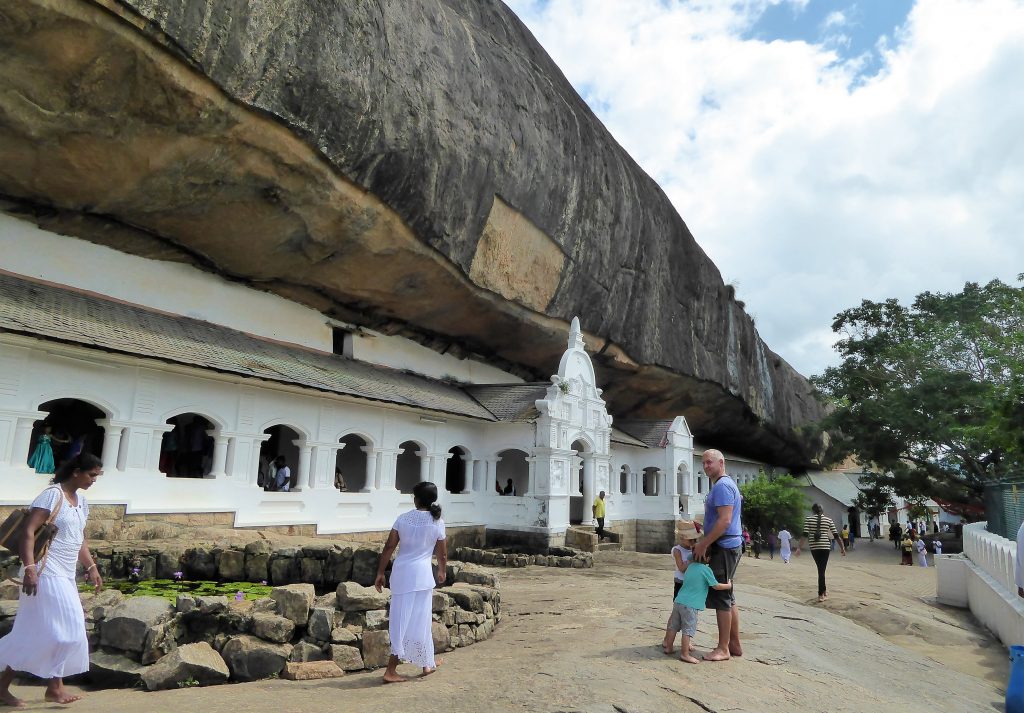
[748,1,915,80]
[505,0,1024,378]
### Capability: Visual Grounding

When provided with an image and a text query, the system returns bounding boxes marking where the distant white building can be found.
[0,213,780,551]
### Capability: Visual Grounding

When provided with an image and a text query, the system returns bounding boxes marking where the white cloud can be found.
[504,0,1024,377]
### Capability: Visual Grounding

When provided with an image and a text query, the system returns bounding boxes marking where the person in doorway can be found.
[0,453,104,706]
[778,527,794,563]
[273,456,291,492]
[796,504,845,602]
[502,478,516,496]
[27,425,64,475]
[691,449,743,662]
[257,453,271,490]
[592,490,607,541]
[374,481,447,683]
[334,467,347,492]
[495,479,502,495]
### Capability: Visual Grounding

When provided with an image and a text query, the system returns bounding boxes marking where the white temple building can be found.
[0,212,775,552]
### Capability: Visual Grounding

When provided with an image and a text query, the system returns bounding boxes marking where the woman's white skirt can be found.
[389,589,435,668]
[0,575,89,678]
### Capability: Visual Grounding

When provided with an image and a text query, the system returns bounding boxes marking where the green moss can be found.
[79,579,273,602]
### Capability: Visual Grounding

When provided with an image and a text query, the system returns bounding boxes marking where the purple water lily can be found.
[173,571,183,580]
[234,591,245,602]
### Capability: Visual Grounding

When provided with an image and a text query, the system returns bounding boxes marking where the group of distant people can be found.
[258,454,293,491]
[889,521,939,567]
[26,425,89,475]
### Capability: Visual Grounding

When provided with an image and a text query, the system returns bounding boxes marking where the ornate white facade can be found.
[0,214,774,550]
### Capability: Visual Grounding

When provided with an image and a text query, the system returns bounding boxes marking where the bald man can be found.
[691,449,743,661]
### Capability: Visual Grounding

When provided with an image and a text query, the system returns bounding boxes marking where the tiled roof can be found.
[616,420,675,448]
[0,273,496,421]
[463,383,548,421]
[802,471,864,507]
[610,428,649,448]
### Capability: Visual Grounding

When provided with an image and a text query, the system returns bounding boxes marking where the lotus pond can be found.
[78,579,273,602]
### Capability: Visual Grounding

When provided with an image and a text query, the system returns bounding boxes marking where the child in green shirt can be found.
[668,559,733,663]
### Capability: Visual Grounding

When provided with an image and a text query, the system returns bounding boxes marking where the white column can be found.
[472,459,484,492]
[361,446,379,492]
[295,441,313,492]
[461,455,473,494]
[581,455,595,521]
[98,422,125,472]
[485,458,499,496]
[208,434,229,478]
[526,456,536,496]
[10,416,40,468]
[417,451,431,485]
[224,435,237,480]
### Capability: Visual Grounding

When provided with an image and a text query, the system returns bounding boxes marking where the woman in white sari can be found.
[374,481,447,683]
[0,453,104,706]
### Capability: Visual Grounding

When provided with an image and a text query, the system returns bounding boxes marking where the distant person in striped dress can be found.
[796,504,846,602]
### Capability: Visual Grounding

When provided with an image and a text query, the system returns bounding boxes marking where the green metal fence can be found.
[982,479,1024,539]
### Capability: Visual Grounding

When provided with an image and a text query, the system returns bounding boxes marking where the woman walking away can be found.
[0,453,104,706]
[375,481,447,683]
[796,504,845,603]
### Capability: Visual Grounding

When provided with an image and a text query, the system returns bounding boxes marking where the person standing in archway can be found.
[592,490,607,541]
[691,449,743,662]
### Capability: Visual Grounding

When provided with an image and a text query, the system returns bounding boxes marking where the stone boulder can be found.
[100,597,174,653]
[307,607,335,643]
[360,630,391,670]
[217,550,245,581]
[220,635,291,682]
[447,589,484,614]
[182,548,217,580]
[288,640,326,662]
[351,547,383,587]
[281,660,343,680]
[270,583,314,625]
[336,582,389,612]
[324,547,353,584]
[0,579,20,600]
[88,651,147,688]
[250,612,295,644]
[141,642,230,691]
[329,644,364,672]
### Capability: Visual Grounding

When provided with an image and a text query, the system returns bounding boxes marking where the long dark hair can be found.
[413,481,442,520]
[53,452,103,484]
[812,503,824,540]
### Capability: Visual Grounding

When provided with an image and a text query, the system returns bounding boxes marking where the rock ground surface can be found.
[5,539,1005,712]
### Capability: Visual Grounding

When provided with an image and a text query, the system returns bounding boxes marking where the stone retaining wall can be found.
[0,568,500,690]
[452,546,592,568]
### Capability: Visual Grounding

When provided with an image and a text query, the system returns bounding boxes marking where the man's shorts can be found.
[667,603,699,637]
[705,544,741,610]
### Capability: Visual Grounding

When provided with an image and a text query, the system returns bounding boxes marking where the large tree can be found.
[813,277,1024,505]
[739,474,808,535]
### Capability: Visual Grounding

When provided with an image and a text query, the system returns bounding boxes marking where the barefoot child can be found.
[669,552,733,664]
[663,520,698,654]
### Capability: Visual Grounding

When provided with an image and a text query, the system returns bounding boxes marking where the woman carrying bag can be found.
[796,503,845,603]
[0,453,104,706]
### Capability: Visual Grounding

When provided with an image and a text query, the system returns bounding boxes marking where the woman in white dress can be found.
[374,481,447,683]
[0,452,104,706]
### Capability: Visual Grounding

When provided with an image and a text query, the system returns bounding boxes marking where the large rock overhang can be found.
[0,0,826,468]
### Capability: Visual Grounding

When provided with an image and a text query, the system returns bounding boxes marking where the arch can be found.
[495,448,528,497]
[158,406,228,431]
[619,464,631,495]
[570,439,589,495]
[642,467,660,496]
[568,434,595,453]
[161,412,215,478]
[395,440,424,494]
[445,445,469,495]
[29,397,106,472]
[336,433,369,492]
[335,428,376,450]
[36,391,116,419]
[676,461,691,495]
[259,424,303,491]
[257,418,312,440]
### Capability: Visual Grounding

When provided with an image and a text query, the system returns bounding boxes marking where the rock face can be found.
[0,0,826,465]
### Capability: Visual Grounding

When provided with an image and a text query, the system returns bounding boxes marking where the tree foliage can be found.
[852,478,894,522]
[813,277,1024,505]
[739,474,807,535]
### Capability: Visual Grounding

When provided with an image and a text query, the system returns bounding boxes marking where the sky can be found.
[502,0,1024,378]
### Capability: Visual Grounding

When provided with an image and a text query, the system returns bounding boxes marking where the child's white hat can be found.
[676,519,699,540]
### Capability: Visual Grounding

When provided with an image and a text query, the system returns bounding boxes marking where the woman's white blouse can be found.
[389,510,446,595]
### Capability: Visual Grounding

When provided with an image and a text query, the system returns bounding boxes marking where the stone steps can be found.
[597,542,622,552]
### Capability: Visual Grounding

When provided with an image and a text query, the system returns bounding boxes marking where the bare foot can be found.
[662,646,674,655]
[43,693,81,705]
[420,658,443,676]
[702,648,731,662]
[678,654,700,664]
[0,691,25,708]
[382,673,412,684]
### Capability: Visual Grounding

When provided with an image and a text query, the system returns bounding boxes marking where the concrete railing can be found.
[942,521,1024,646]
[963,521,1018,593]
